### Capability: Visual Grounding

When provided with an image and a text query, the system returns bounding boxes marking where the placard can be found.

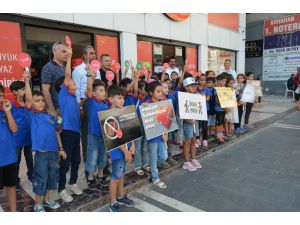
[98,105,142,152]
[247,80,263,96]
[215,87,237,108]
[139,100,178,140]
[241,84,256,103]
[178,91,207,120]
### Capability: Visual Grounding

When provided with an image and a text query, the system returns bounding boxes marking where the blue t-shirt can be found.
[0,109,17,167]
[197,87,211,112]
[124,94,138,107]
[87,97,110,137]
[208,88,216,115]
[135,96,147,118]
[146,98,164,143]
[110,142,132,161]
[26,109,59,152]
[167,91,177,112]
[11,100,31,147]
[213,89,224,112]
[59,84,80,133]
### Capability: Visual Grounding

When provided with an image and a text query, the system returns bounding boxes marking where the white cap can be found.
[183,77,198,87]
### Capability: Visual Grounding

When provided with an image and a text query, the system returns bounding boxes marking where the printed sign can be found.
[241,84,256,103]
[106,71,115,81]
[90,60,101,71]
[247,80,263,96]
[139,100,178,140]
[17,53,31,71]
[65,35,72,48]
[246,40,263,58]
[264,14,300,36]
[215,87,237,108]
[98,105,142,152]
[178,92,207,121]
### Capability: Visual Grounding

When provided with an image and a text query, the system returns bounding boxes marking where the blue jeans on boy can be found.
[111,159,127,180]
[85,134,107,173]
[58,130,81,191]
[134,137,147,169]
[149,141,168,182]
[33,151,58,196]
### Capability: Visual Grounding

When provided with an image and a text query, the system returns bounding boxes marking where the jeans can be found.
[81,100,88,162]
[245,103,253,125]
[85,134,107,173]
[175,113,184,144]
[183,121,196,139]
[33,151,58,196]
[16,145,33,183]
[111,159,127,180]
[58,130,81,191]
[149,141,168,182]
[134,137,147,169]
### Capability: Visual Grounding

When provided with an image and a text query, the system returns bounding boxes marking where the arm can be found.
[133,69,139,98]
[42,84,56,116]
[161,69,166,82]
[23,71,33,109]
[56,131,67,160]
[3,100,17,133]
[178,65,187,89]
[120,145,133,162]
[86,71,97,99]
[116,70,120,87]
[129,141,135,156]
[72,69,81,103]
[64,48,72,86]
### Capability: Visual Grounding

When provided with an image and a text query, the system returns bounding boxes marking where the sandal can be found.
[142,164,151,172]
[135,168,144,176]
[153,179,167,189]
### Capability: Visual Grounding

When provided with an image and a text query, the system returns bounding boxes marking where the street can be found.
[97,111,300,212]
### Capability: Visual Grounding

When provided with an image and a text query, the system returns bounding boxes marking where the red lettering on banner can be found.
[264,14,300,36]
[0,21,23,100]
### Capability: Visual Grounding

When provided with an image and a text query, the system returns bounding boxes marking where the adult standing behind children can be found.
[100,54,120,88]
[166,57,180,79]
[41,42,68,116]
[219,59,237,81]
[72,46,100,162]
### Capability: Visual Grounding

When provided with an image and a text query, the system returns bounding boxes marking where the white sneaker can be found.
[182,161,197,172]
[69,184,83,195]
[59,189,73,203]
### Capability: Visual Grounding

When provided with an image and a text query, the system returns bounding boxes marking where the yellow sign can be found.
[215,87,237,108]
[247,80,263,96]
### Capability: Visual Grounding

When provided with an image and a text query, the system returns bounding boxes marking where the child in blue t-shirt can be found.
[120,77,138,107]
[145,81,168,189]
[196,75,211,149]
[85,69,110,190]
[55,48,83,202]
[206,77,217,136]
[108,86,136,212]
[9,80,33,187]
[23,71,67,212]
[0,84,18,212]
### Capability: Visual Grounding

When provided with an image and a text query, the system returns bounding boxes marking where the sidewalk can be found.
[0,95,297,212]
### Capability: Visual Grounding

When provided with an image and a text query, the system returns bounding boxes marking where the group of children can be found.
[0,46,257,212]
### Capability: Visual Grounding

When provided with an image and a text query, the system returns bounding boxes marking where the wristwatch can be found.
[86,73,92,78]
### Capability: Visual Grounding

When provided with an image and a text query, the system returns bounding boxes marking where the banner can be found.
[247,80,263,96]
[0,21,23,100]
[178,91,207,120]
[241,84,256,103]
[139,99,178,140]
[263,14,300,81]
[215,87,237,108]
[98,105,142,152]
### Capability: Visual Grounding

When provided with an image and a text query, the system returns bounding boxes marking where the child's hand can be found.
[183,65,187,73]
[125,151,133,162]
[3,100,12,113]
[187,119,195,124]
[129,145,135,156]
[107,80,113,87]
[59,150,67,160]
[67,47,72,58]
[92,71,97,79]
[23,71,31,82]
[130,65,135,72]
[163,133,168,142]
[142,103,148,108]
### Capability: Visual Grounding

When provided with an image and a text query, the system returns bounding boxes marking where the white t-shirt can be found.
[72,62,101,103]
[166,67,180,79]
[219,68,237,81]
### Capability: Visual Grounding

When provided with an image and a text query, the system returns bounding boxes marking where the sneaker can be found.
[167,157,177,165]
[216,137,225,144]
[196,139,201,146]
[158,162,170,170]
[191,159,202,169]
[96,176,109,187]
[34,204,45,212]
[182,161,197,172]
[202,140,208,148]
[142,164,151,172]
[117,195,135,207]
[244,124,254,130]
[109,202,121,212]
[59,189,73,202]
[43,200,60,209]
[153,179,167,189]
[69,184,83,195]
[86,178,98,190]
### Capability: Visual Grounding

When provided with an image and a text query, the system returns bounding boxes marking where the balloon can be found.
[145,62,151,69]
[17,53,32,68]
[125,60,130,68]
[136,62,142,70]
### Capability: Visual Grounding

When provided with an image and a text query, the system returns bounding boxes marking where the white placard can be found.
[178,91,207,121]
[241,84,256,103]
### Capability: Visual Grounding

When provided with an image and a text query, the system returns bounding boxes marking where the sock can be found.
[118,195,123,199]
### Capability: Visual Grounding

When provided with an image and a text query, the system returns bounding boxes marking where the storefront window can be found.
[25,26,92,90]
[208,47,236,74]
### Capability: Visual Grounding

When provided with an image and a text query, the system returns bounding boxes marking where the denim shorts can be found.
[208,114,216,126]
[33,151,58,196]
[183,121,196,139]
[85,134,107,173]
[111,159,127,180]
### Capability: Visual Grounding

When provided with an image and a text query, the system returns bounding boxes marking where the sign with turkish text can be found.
[98,105,142,152]
[178,91,207,121]
[241,84,256,103]
[247,80,263,97]
[215,87,237,108]
[139,100,178,140]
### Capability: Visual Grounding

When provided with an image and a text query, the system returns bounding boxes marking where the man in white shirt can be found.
[166,56,180,80]
[72,46,100,162]
[219,59,237,80]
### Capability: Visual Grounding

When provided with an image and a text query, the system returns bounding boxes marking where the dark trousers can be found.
[81,100,88,162]
[234,105,244,129]
[16,145,33,183]
[294,86,300,101]
[245,103,253,125]
[58,130,81,191]
[197,120,208,140]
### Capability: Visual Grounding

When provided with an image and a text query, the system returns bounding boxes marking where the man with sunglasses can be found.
[41,42,68,116]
